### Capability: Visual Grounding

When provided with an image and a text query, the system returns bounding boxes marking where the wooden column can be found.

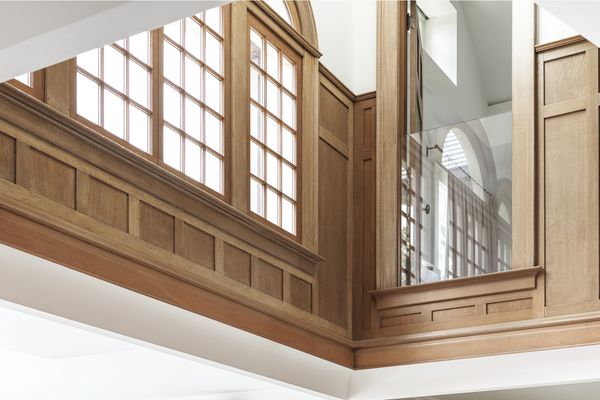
[375,0,407,289]
[512,0,536,269]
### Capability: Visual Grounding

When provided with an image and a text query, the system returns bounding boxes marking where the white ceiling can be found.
[0,302,326,400]
[535,0,600,48]
[0,1,226,83]
[429,381,600,400]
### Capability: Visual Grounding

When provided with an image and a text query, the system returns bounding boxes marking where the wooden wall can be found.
[353,94,377,338]
[317,69,354,332]
[536,39,600,316]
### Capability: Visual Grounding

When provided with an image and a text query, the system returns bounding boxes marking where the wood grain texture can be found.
[289,275,312,312]
[223,242,251,285]
[252,257,284,300]
[175,220,215,269]
[139,201,175,252]
[319,84,350,145]
[21,146,76,208]
[0,131,16,182]
[79,175,129,232]
[544,52,586,105]
[487,298,533,315]
[512,0,536,269]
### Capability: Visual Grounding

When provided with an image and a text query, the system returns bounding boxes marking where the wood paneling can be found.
[139,201,175,252]
[21,146,76,208]
[319,85,350,145]
[252,257,283,300]
[78,175,129,232]
[432,306,476,322]
[0,132,16,182]
[175,221,215,269]
[353,95,377,338]
[289,275,312,312]
[223,243,251,285]
[537,41,600,313]
[487,298,533,315]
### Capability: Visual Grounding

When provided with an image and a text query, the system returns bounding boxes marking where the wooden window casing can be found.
[8,71,45,101]
[248,14,302,238]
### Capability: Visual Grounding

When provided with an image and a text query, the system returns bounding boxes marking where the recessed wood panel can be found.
[381,312,422,328]
[487,298,533,315]
[176,222,215,269]
[85,177,128,231]
[139,202,174,252]
[223,243,251,285]
[544,110,598,306]
[319,85,349,145]
[289,275,311,312]
[25,147,76,208]
[0,132,16,182]
[544,53,585,105]
[252,258,283,300]
[318,139,348,327]
[432,305,476,322]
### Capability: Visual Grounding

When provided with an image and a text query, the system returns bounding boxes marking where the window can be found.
[14,73,33,87]
[249,22,300,235]
[9,71,44,100]
[161,8,225,194]
[76,31,153,153]
[264,0,293,26]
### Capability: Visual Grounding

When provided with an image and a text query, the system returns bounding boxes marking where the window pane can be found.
[282,92,295,128]
[282,197,295,234]
[184,56,202,100]
[77,73,99,124]
[164,20,182,45]
[104,45,125,92]
[164,41,182,86]
[282,162,295,199]
[205,111,222,153]
[163,84,182,128]
[250,30,263,67]
[266,116,279,153]
[184,97,202,141]
[103,89,125,139]
[129,105,149,152]
[250,104,264,142]
[264,0,293,26]
[205,151,222,193]
[128,60,149,108]
[266,79,279,116]
[205,31,221,74]
[250,178,264,217]
[163,126,181,169]
[185,138,202,181]
[185,18,202,60]
[129,31,149,64]
[77,49,99,77]
[266,188,279,225]
[250,141,264,179]
[250,67,263,105]
[281,128,295,165]
[282,56,295,94]
[266,152,279,189]
[204,70,221,113]
[204,7,221,35]
[266,43,279,80]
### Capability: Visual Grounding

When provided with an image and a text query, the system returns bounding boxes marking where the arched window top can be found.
[442,130,469,175]
[264,0,294,27]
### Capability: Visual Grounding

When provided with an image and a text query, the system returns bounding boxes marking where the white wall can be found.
[536,5,577,45]
[311,0,377,95]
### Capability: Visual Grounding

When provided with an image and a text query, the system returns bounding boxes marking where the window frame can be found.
[8,71,45,101]
[247,11,303,241]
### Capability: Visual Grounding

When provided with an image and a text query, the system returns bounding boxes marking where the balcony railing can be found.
[400,116,512,285]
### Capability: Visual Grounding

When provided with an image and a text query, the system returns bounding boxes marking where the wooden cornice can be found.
[535,35,586,53]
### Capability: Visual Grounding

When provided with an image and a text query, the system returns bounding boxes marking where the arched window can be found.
[264,0,294,26]
[441,129,470,176]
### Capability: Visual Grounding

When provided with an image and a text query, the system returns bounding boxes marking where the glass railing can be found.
[400,115,512,285]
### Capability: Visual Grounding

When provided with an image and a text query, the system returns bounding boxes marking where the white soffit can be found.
[3,243,600,399]
[535,0,600,47]
[0,1,227,83]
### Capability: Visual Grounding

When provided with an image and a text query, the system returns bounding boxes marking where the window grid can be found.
[248,26,299,235]
[161,10,225,194]
[76,33,153,153]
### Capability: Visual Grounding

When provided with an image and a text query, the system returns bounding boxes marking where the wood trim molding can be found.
[0,83,323,268]
[318,63,356,101]
[355,91,376,102]
[535,35,586,53]
[371,267,543,309]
